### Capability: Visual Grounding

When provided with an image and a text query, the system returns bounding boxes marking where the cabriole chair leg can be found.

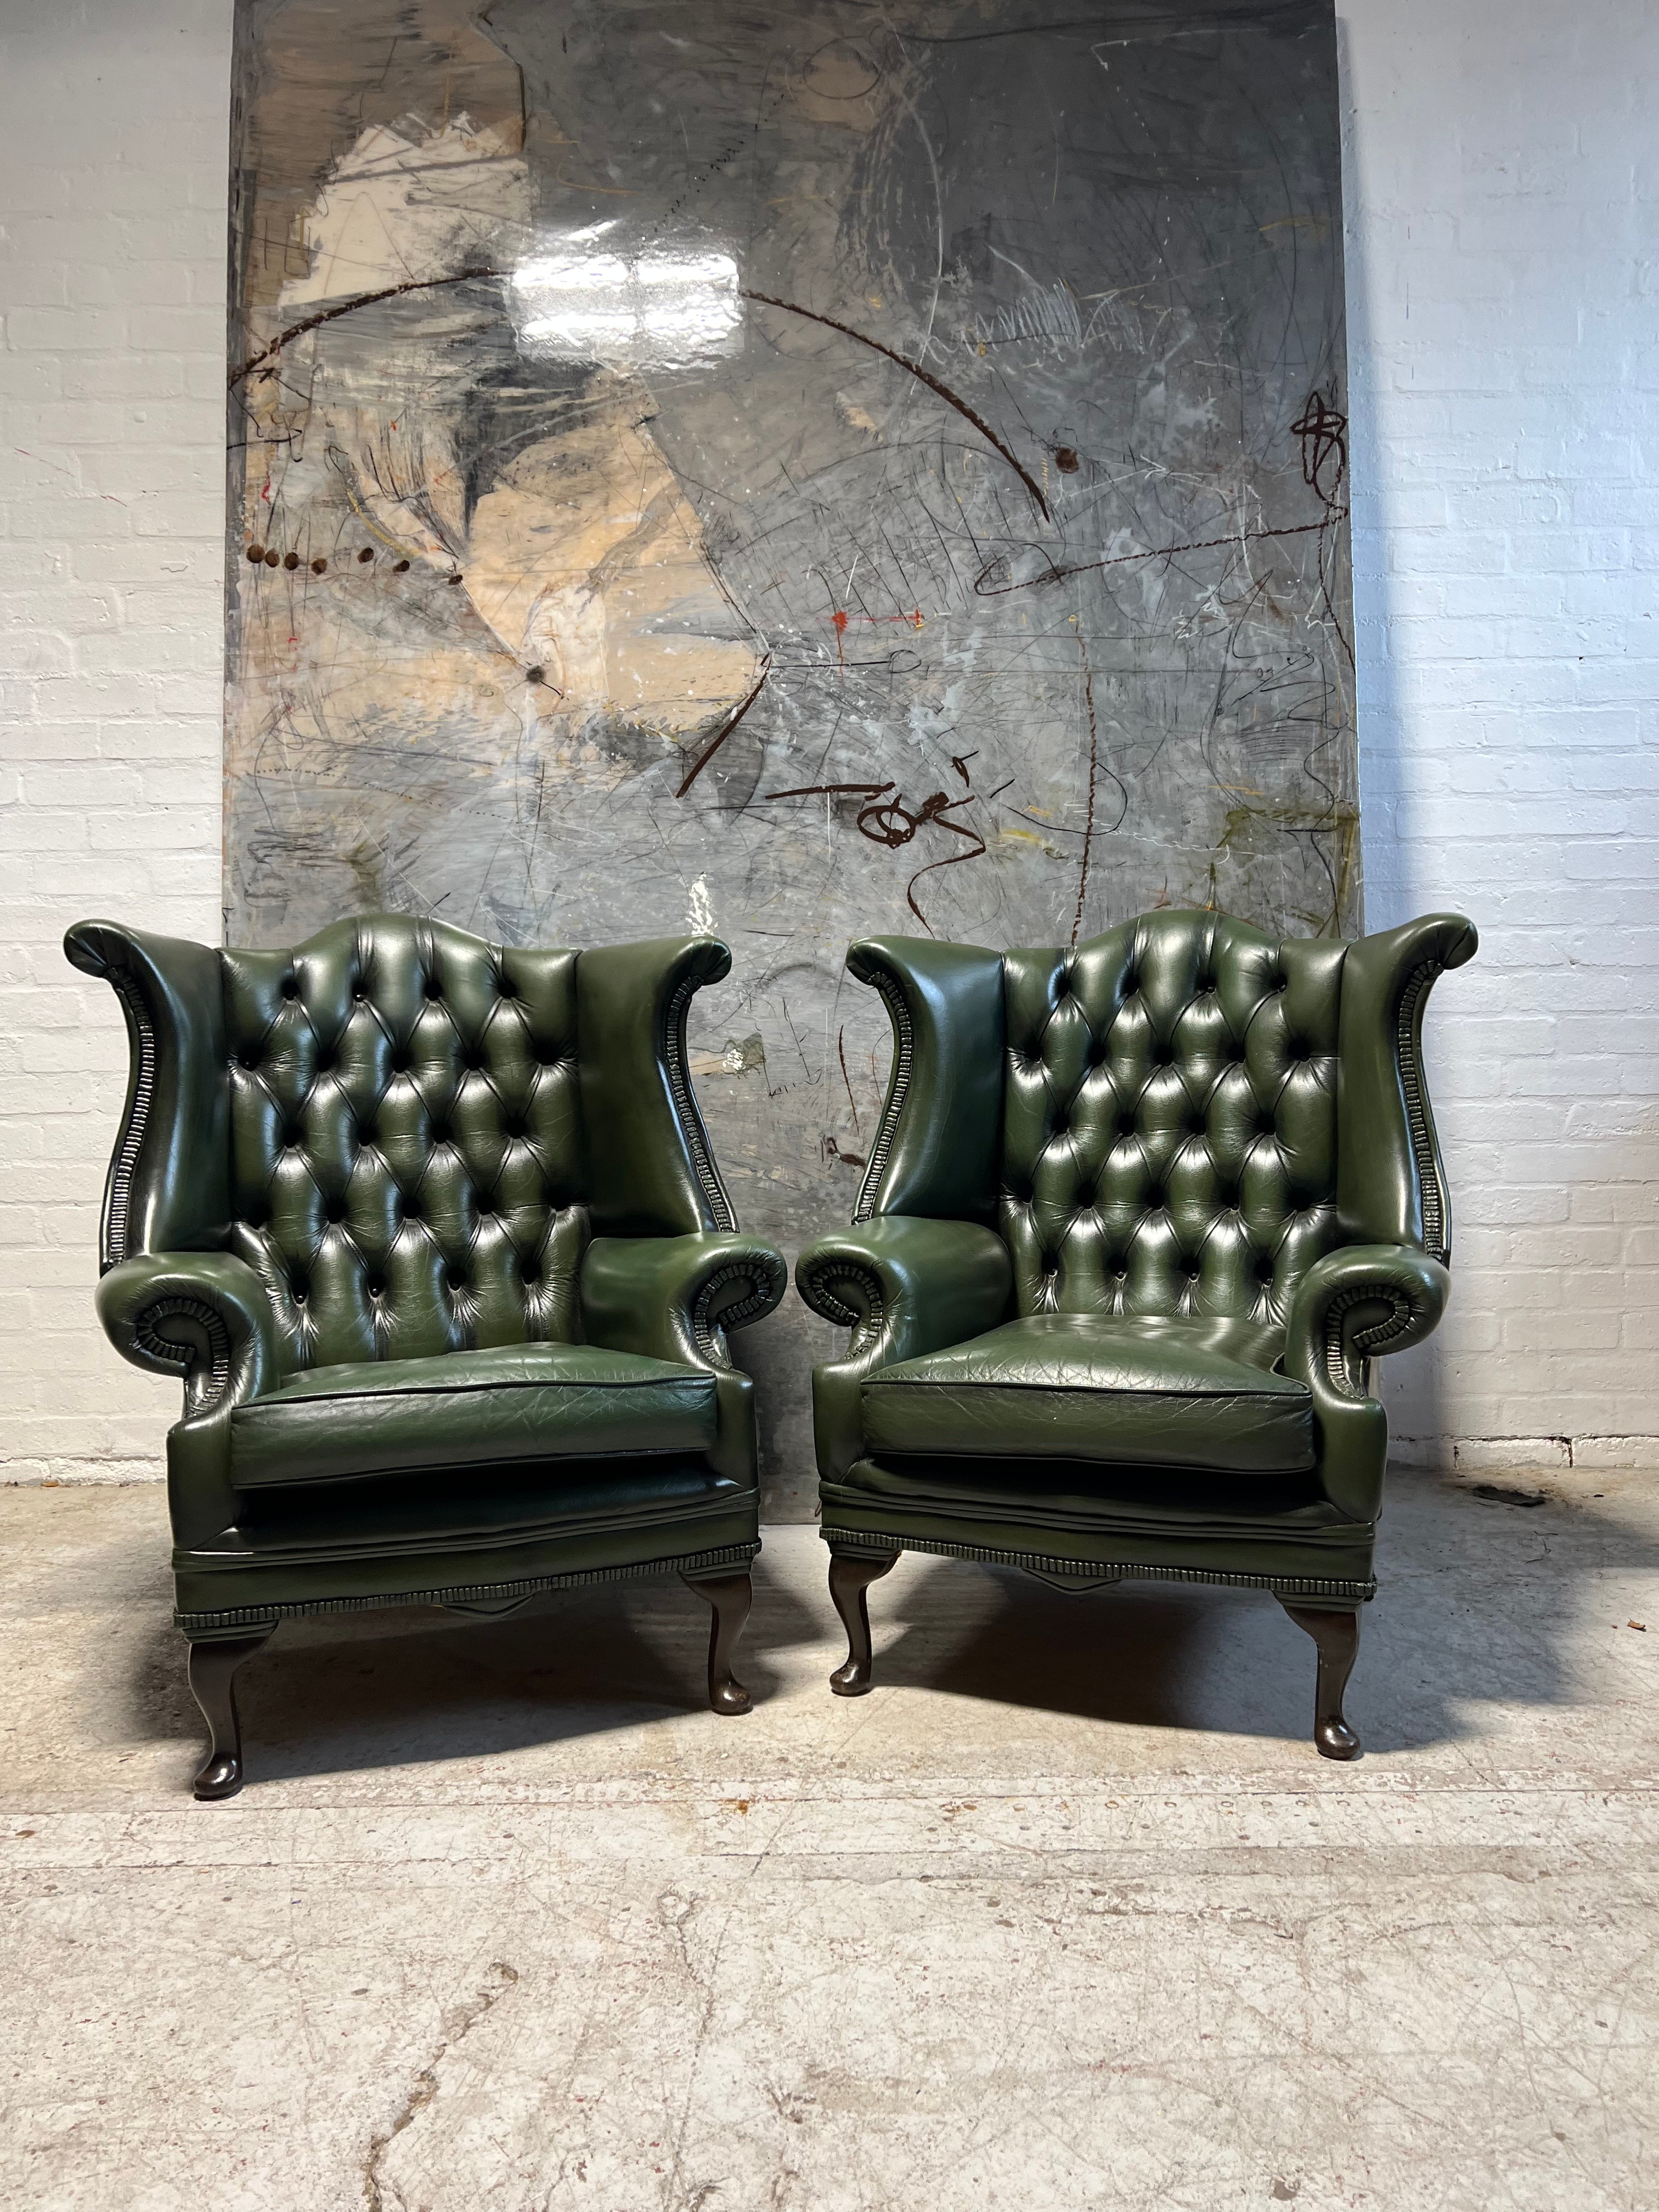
[185,1625,276,1800]
[827,1550,896,1696]
[682,1572,754,1715]
[1279,1602,1363,1760]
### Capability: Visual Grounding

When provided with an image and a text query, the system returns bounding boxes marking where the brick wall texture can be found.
[2,0,1654,1481]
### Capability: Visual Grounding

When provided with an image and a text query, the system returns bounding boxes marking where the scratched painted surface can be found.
[225,0,1356,1514]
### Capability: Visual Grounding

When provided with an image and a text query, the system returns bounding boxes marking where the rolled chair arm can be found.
[580,1234,786,1494]
[1284,1243,1451,1522]
[796,1216,1013,1483]
[580,1233,786,1372]
[95,1251,281,1419]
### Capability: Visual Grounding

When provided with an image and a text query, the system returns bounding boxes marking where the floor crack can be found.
[362,1960,521,2211]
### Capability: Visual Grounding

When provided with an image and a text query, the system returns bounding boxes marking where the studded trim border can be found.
[796,1254,884,1337]
[691,1257,786,1363]
[1396,956,1448,1265]
[134,1295,233,1412]
[101,968,157,1271]
[820,1526,1375,1602]
[1322,1281,1422,1398]
[665,972,737,1232]
[174,1540,762,1634]
[853,968,915,1222]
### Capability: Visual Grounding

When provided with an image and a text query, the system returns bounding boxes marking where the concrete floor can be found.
[1,1470,1656,2211]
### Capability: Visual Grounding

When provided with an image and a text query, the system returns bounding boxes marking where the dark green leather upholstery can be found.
[798,909,1475,1739]
[69,913,786,1780]
[863,1315,1314,1472]
[230,1344,719,1488]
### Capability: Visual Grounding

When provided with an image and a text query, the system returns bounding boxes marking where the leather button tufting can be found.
[282,979,298,1002]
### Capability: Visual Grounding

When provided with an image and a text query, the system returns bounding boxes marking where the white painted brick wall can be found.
[1343,0,1659,1468]
[1,0,1653,1482]
[1,0,231,1482]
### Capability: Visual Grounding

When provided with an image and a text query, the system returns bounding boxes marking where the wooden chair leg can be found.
[1279,1602,1363,1760]
[682,1572,754,1714]
[185,1626,276,1800]
[827,1550,896,1697]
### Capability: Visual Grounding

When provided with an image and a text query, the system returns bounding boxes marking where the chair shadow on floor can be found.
[848,1469,1659,1757]
[119,1567,830,1788]
[104,1470,1659,1782]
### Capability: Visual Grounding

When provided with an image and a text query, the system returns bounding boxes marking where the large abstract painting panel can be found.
[226,0,1356,1512]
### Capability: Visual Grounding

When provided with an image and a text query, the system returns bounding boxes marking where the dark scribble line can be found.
[743,289,1052,522]
[1070,635,1099,949]
[763,781,894,802]
[838,1025,861,1138]
[1293,388,1355,670]
[230,267,507,387]
[675,657,773,797]
[974,510,1345,597]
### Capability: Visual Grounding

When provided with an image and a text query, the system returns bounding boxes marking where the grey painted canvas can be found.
[226,0,1356,1514]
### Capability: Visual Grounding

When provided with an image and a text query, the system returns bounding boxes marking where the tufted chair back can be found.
[1000,913,1344,1329]
[845,906,1475,1341]
[221,917,586,1373]
[66,913,741,1382]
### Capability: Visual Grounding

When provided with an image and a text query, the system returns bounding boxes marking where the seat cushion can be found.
[231,1344,718,1488]
[861,1314,1313,1474]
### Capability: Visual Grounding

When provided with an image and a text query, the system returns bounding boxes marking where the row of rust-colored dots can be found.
[245,543,465,584]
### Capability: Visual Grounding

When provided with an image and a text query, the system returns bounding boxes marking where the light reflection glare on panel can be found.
[510,230,743,368]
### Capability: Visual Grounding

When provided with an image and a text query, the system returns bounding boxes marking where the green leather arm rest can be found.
[580,1233,787,1486]
[1284,1242,1451,1523]
[795,1215,1014,1483]
[95,1251,283,1550]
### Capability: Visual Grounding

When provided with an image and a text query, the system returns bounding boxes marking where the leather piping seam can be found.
[1321,1281,1421,1397]
[853,968,915,1222]
[864,1379,1305,1403]
[820,1527,1375,1601]
[691,1258,784,1364]
[133,1296,232,1411]
[1397,955,1447,1263]
[173,1541,761,1632]
[797,1256,884,1339]
[101,968,157,1269]
[664,972,737,1232]
[243,1374,716,1410]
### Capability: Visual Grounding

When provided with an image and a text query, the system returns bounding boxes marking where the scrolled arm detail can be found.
[95,1251,281,1419]
[795,1251,885,1347]
[796,1216,1012,1485]
[1288,1244,1449,1400]
[580,1234,786,1372]
[1284,1243,1450,1522]
[690,1255,790,1367]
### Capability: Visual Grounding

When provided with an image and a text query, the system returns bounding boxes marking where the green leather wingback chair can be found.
[796,908,1475,1757]
[67,914,786,1797]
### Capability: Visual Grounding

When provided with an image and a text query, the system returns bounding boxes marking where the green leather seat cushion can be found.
[861,1314,1313,1474]
[230,1343,718,1488]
